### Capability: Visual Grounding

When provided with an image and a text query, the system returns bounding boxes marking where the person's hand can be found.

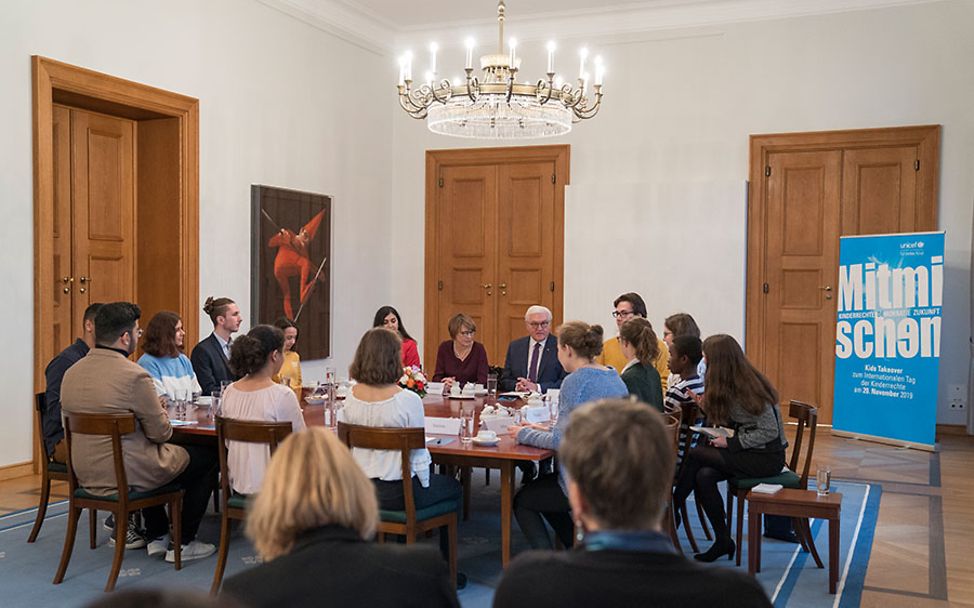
[515,378,539,392]
[443,377,455,389]
[711,435,728,449]
[687,389,703,405]
[508,424,527,439]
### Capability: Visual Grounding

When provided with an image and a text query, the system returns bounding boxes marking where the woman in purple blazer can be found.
[432,313,489,390]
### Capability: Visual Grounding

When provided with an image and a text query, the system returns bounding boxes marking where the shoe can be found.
[694,538,736,563]
[456,572,468,591]
[109,521,147,550]
[166,539,216,563]
[146,535,169,557]
[102,514,115,532]
[764,530,801,544]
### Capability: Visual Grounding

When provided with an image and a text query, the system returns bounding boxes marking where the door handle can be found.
[62,276,73,294]
[79,276,90,294]
[79,276,90,284]
[820,285,832,300]
[498,282,507,289]
[482,283,492,289]
[819,285,831,291]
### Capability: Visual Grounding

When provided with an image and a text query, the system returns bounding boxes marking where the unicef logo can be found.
[900,241,924,249]
[917,241,924,248]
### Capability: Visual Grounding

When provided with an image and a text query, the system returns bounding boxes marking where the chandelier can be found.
[396,1,604,139]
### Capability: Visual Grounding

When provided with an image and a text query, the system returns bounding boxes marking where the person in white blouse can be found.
[221,325,306,495]
[338,328,462,570]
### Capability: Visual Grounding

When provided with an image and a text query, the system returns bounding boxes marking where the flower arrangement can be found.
[399,366,428,398]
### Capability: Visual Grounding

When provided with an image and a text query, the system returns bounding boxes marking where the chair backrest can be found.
[785,400,818,486]
[34,393,46,459]
[337,422,425,522]
[672,400,701,480]
[661,412,681,477]
[62,412,137,502]
[215,416,294,501]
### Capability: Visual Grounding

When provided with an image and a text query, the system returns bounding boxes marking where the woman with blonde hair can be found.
[221,428,458,608]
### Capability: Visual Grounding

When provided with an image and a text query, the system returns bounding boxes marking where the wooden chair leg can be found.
[797,518,824,568]
[105,512,127,592]
[171,497,183,571]
[696,501,713,541]
[53,506,82,584]
[376,531,385,543]
[210,512,231,594]
[27,474,53,543]
[89,509,98,549]
[485,467,491,486]
[461,467,471,521]
[735,493,745,566]
[725,486,733,528]
[447,520,457,584]
[665,501,683,555]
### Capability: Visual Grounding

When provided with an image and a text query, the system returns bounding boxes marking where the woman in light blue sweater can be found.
[138,311,202,399]
[510,321,628,549]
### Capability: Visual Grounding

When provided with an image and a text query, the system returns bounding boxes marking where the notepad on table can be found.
[751,483,783,494]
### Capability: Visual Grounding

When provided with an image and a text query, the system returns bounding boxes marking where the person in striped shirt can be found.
[664,335,704,412]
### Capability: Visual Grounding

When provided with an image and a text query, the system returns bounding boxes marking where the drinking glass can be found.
[459,409,473,444]
[486,373,498,403]
[513,406,523,426]
[210,391,222,419]
[816,467,832,496]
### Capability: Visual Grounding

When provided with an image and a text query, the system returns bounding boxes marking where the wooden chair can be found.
[337,422,458,582]
[27,393,69,543]
[660,411,683,554]
[726,400,821,567]
[671,400,712,552]
[54,412,185,592]
[210,417,293,594]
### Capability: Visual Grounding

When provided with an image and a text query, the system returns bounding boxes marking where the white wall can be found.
[389,1,974,424]
[0,0,394,467]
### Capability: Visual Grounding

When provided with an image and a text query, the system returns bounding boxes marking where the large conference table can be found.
[170,393,554,566]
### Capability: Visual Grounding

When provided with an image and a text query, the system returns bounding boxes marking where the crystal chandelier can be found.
[396,1,604,139]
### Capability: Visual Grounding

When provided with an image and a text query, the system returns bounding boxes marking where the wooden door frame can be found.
[424,145,570,367]
[32,56,199,470]
[745,125,940,404]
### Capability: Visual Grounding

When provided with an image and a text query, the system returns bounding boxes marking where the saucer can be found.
[447,393,476,400]
[471,436,500,447]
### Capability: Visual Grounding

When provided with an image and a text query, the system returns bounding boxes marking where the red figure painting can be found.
[267,210,326,320]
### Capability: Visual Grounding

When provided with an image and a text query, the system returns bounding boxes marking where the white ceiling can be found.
[260,0,941,53]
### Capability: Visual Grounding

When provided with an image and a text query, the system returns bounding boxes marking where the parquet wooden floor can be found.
[2,430,972,605]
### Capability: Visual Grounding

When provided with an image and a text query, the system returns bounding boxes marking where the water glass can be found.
[210,391,222,419]
[816,467,832,496]
[459,410,473,444]
[513,406,523,425]
[486,373,498,403]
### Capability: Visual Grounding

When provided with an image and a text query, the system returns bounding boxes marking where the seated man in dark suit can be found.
[190,296,242,395]
[43,302,102,464]
[494,400,772,608]
[500,305,566,393]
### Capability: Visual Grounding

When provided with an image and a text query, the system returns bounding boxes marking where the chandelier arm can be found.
[430,80,453,104]
[536,79,554,106]
[398,94,428,119]
[466,76,481,102]
[571,94,602,120]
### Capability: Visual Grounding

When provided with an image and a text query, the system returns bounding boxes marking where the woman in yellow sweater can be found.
[272,317,302,395]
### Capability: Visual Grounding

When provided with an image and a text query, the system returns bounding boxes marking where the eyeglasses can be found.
[528,321,550,329]
[459,330,476,337]
[611,310,635,319]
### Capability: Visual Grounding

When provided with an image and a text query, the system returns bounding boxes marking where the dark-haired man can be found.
[596,292,669,388]
[191,296,242,395]
[62,302,218,562]
[43,302,103,465]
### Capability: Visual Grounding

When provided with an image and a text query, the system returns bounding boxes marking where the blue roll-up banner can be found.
[832,231,944,450]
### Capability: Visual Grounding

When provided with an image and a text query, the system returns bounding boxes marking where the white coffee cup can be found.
[450,383,462,396]
[476,430,497,441]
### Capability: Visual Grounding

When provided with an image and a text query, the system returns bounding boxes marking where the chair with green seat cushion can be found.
[337,422,458,584]
[53,412,185,592]
[211,417,292,594]
[726,400,821,567]
[28,393,70,543]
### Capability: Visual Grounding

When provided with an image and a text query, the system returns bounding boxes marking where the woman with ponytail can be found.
[509,321,628,550]
[221,325,306,495]
[618,317,664,411]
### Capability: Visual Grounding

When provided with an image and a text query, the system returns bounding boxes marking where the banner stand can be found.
[830,428,937,452]
[831,231,944,453]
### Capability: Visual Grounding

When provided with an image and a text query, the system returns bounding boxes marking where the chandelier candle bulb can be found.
[579,47,589,79]
[429,42,438,77]
[465,38,475,70]
[546,41,556,74]
[509,38,517,71]
[403,51,412,82]
[594,56,604,86]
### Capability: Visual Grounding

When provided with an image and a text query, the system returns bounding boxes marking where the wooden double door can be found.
[746,126,940,424]
[51,105,136,346]
[424,146,569,366]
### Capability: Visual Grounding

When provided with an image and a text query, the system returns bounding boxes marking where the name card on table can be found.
[425,417,461,435]
[522,406,550,424]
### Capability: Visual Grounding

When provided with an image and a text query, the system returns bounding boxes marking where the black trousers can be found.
[513,473,574,550]
[674,445,783,543]
[144,444,218,543]
[373,474,462,560]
